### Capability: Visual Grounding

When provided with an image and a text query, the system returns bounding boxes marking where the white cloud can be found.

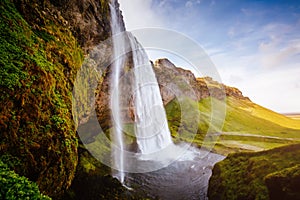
[119,0,165,30]
[185,1,193,8]
[210,49,300,113]
[260,44,300,68]
[158,0,167,7]
[258,23,300,68]
[185,0,201,8]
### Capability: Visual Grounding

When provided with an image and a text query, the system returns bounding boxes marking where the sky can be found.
[119,0,300,113]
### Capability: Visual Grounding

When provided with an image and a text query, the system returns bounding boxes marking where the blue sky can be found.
[119,0,300,113]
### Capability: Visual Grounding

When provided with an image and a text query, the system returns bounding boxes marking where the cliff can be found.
[153,58,250,105]
[0,0,118,197]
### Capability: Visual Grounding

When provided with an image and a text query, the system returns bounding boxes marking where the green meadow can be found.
[166,96,300,155]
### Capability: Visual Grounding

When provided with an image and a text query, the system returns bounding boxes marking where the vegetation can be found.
[0,0,83,197]
[63,145,123,200]
[165,96,300,155]
[0,157,50,200]
[208,144,300,200]
[265,164,300,199]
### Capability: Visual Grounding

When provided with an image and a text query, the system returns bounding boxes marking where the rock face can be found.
[153,58,200,104]
[14,0,117,53]
[154,58,250,105]
[0,0,117,197]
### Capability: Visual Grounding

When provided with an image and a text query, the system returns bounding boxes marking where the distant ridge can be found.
[282,113,300,115]
[283,113,300,120]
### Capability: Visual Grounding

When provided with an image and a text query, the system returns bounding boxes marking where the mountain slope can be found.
[157,58,300,155]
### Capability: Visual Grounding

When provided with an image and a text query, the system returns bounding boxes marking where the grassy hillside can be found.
[164,96,300,199]
[208,144,300,200]
[165,96,300,155]
[236,101,300,130]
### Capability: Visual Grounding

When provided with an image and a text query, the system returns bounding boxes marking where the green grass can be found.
[165,96,300,155]
[248,105,300,129]
[208,144,300,200]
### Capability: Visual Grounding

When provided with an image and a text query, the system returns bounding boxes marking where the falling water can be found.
[109,0,125,183]
[128,34,173,154]
[109,0,173,183]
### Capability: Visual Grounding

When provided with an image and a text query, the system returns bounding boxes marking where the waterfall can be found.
[109,0,173,183]
[128,34,173,154]
[109,0,125,183]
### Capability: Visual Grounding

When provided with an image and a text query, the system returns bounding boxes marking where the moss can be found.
[0,158,51,200]
[0,0,84,197]
[265,165,300,200]
[208,144,300,200]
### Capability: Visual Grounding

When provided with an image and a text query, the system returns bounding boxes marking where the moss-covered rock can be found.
[0,0,84,197]
[0,0,127,197]
[0,157,50,200]
[265,164,300,200]
[208,144,300,200]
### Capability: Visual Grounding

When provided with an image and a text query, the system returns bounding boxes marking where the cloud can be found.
[259,43,300,68]
[119,0,165,30]
[158,0,167,7]
[210,49,300,113]
[208,20,300,112]
[185,1,193,8]
[241,8,251,16]
[185,0,201,8]
[258,23,300,68]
